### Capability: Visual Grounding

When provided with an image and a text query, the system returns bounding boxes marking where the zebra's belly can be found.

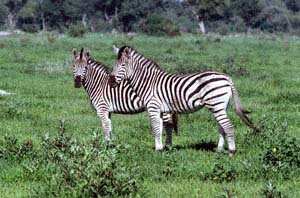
[111,107,146,114]
[165,104,204,114]
[161,97,204,114]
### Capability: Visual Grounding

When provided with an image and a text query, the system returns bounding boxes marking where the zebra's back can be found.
[154,71,232,113]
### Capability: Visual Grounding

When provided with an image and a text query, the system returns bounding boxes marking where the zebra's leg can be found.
[108,113,112,139]
[212,110,235,156]
[217,124,226,152]
[162,113,172,146]
[97,110,111,142]
[164,122,173,146]
[148,109,164,151]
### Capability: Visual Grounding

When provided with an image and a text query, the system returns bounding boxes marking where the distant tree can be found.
[284,0,300,13]
[0,3,8,27]
[186,0,228,33]
[4,0,28,30]
[35,0,47,31]
[118,0,166,32]
[17,0,39,32]
[231,0,263,26]
[255,5,292,32]
[93,0,121,22]
[35,0,64,30]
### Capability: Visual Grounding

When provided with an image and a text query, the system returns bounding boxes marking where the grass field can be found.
[1,33,300,197]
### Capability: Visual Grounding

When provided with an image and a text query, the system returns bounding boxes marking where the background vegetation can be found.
[0,32,300,197]
[1,0,300,36]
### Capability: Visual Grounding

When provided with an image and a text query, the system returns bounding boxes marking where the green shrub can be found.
[205,156,238,182]
[261,124,300,174]
[90,18,114,32]
[215,23,230,35]
[0,135,34,161]
[68,23,87,38]
[34,121,141,197]
[228,16,247,33]
[176,16,198,33]
[288,15,300,36]
[246,117,300,178]
[207,21,229,35]
[139,14,180,36]
[20,37,32,47]
[217,188,237,198]
[289,15,300,30]
[47,32,58,43]
[20,23,39,33]
[255,7,291,33]
[262,181,284,198]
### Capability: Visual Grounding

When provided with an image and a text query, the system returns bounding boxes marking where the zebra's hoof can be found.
[164,144,173,151]
[155,148,165,152]
[216,148,224,154]
[229,150,236,157]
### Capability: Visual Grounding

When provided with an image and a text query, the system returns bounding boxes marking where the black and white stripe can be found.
[111,46,254,155]
[72,48,177,145]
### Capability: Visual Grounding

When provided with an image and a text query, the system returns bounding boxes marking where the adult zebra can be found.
[110,46,255,156]
[72,48,177,144]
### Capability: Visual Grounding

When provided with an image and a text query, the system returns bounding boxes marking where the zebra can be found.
[110,46,255,156]
[72,48,178,145]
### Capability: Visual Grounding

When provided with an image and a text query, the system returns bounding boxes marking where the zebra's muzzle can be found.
[74,76,81,88]
[108,75,118,88]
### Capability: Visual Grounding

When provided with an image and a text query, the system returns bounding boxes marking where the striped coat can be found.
[72,48,177,144]
[110,46,255,155]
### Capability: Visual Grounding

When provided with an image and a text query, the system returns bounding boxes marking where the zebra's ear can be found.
[113,45,119,55]
[122,47,131,58]
[84,51,91,59]
[72,48,78,57]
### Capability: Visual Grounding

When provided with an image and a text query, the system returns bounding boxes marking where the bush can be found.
[176,16,198,33]
[47,32,58,44]
[246,117,300,178]
[20,23,39,33]
[228,16,247,33]
[0,135,34,161]
[139,14,180,36]
[260,123,300,174]
[262,181,284,198]
[90,18,114,32]
[215,23,230,35]
[34,121,141,197]
[207,21,228,35]
[255,6,291,33]
[288,15,300,36]
[68,23,87,38]
[205,156,238,182]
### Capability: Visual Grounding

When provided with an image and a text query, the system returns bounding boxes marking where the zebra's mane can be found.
[88,58,110,74]
[118,46,161,70]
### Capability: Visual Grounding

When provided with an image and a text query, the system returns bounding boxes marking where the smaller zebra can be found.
[72,48,177,144]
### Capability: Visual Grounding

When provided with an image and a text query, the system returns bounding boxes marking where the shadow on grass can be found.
[173,141,217,152]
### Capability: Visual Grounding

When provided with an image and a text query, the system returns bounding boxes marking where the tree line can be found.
[0,0,300,36]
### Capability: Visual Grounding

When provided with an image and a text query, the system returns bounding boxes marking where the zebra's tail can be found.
[172,112,179,135]
[229,78,255,129]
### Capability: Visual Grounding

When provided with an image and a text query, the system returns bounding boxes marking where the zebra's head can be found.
[110,46,132,87]
[72,48,90,88]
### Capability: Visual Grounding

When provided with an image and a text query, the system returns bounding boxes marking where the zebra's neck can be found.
[83,59,110,100]
[129,52,167,101]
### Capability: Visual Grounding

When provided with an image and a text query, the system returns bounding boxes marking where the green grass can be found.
[1,33,300,197]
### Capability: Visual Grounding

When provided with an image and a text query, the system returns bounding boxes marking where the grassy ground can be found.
[1,33,300,197]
